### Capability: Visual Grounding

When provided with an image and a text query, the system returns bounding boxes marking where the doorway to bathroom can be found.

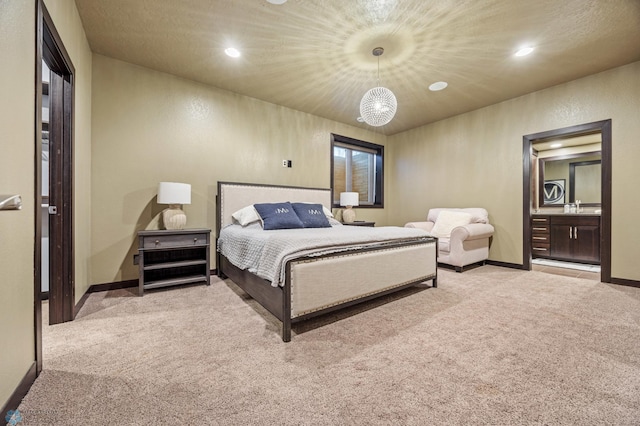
[522,120,611,283]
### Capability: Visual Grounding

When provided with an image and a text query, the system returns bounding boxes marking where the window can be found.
[331,134,383,208]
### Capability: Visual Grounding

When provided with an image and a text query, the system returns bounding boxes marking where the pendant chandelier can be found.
[359,47,397,127]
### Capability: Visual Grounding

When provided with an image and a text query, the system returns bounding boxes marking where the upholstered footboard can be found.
[281,239,437,341]
[288,241,437,317]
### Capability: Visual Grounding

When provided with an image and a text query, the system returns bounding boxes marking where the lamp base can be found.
[163,205,187,230]
[342,207,356,223]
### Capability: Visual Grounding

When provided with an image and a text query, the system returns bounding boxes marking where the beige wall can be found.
[388,61,640,281]
[43,0,93,303]
[90,54,388,284]
[0,0,36,410]
[0,0,92,408]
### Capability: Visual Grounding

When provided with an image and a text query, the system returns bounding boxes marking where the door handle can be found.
[574,227,578,239]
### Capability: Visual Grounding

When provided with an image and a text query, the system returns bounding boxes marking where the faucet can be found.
[576,200,581,213]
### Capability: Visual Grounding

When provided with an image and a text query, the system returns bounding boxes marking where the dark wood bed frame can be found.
[215,181,437,342]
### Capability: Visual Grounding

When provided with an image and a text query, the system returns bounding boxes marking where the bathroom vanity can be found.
[531,213,601,264]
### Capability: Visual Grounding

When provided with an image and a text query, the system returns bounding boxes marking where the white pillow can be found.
[328,217,343,226]
[231,205,260,226]
[430,210,472,238]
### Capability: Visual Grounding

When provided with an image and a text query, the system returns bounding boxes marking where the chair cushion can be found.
[438,237,450,253]
[427,208,489,224]
[430,210,472,238]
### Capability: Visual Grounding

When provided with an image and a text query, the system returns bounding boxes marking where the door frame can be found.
[522,119,612,283]
[35,0,76,371]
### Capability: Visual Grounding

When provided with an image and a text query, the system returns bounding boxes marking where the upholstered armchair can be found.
[405,208,494,272]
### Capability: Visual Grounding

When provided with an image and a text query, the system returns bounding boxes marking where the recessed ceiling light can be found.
[550,143,562,148]
[429,81,448,91]
[266,0,287,4]
[515,46,534,57]
[224,47,241,58]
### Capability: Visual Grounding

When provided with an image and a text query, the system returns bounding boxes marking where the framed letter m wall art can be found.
[544,179,565,205]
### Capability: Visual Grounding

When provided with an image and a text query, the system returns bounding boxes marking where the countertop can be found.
[532,212,601,216]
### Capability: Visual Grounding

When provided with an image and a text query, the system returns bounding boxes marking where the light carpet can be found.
[16,266,640,425]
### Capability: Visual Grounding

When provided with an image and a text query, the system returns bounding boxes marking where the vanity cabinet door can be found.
[549,216,600,264]
[550,224,572,259]
[572,222,600,263]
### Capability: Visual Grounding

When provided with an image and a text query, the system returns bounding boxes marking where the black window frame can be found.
[330,133,384,208]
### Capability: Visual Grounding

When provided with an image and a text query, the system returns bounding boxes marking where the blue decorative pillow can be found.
[291,203,331,228]
[253,202,304,230]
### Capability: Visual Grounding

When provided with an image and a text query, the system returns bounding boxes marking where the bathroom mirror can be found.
[539,151,602,207]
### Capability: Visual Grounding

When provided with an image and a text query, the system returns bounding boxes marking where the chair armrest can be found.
[450,223,494,241]
[404,221,434,233]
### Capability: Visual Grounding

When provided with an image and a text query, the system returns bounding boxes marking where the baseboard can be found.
[484,260,640,288]
[88,279,137,293]
[1,362,37,419]
[485,260,525,270]
[74,289,91,317]
[87,269,218,294]
[610,277,640,288]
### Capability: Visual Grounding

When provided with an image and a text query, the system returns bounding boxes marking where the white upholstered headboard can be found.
[216,182,332,230]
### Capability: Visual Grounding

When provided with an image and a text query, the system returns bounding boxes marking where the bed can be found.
[216,181,437,341]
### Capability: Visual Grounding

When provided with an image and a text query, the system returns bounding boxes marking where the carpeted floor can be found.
[16,266,640,425]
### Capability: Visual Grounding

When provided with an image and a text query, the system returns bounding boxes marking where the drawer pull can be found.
[155,240,160,245]
[533,247,548,251]
[194,238,198,243]
[532,227,547,231]
[532,218,547,222]
[532,237,547,240]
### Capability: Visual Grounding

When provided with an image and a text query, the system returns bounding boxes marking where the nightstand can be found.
[342,221,375,227]
[137,228,211,296]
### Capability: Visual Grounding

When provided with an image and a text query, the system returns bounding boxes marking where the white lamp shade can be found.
[340,192,359,207]
[157,182,191,205]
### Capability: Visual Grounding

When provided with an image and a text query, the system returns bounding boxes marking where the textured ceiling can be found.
[74,0,640,135]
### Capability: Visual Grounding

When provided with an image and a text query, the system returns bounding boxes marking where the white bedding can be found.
[217,223,432,287]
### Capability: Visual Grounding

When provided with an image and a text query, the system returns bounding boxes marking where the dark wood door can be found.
[41,5,75,325]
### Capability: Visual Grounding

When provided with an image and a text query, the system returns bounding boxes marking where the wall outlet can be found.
[282,159,292,168]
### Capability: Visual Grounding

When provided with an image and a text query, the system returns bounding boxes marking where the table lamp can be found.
[157,182,191,230]
[340,192,359,223]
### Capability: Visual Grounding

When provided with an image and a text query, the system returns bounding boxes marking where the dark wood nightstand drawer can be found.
[142,232,208,249]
